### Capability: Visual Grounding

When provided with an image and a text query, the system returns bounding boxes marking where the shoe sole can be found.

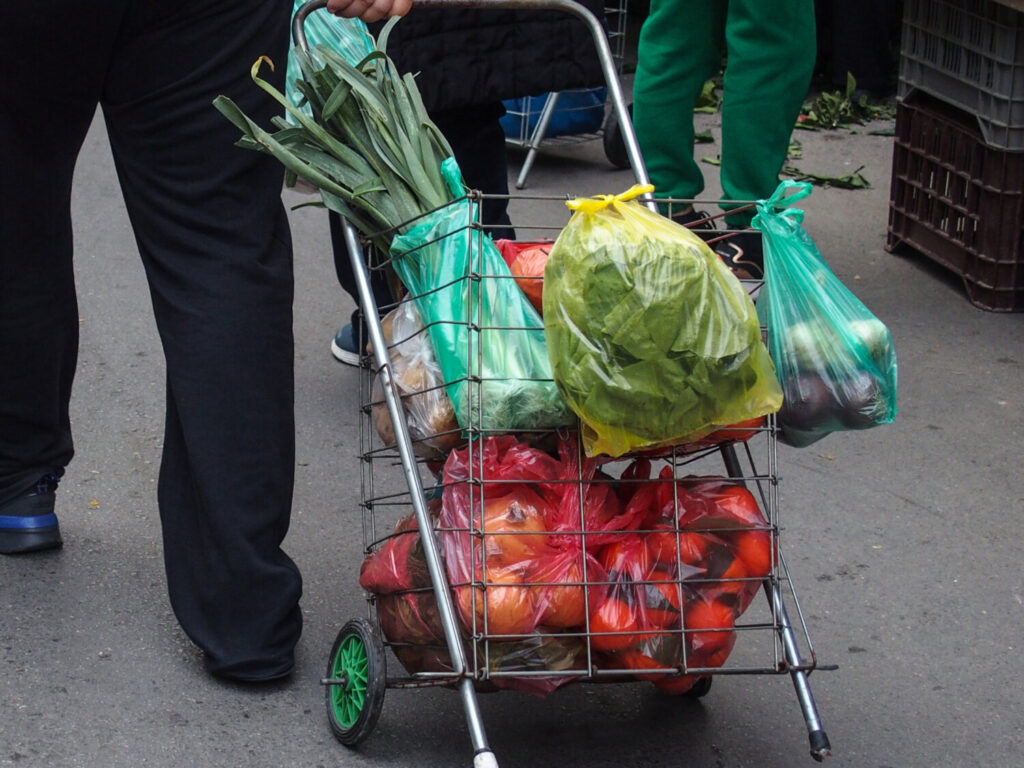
[330,338,362,367]
[212,664,294,684]
[205,652,295,683]
[0,514,63,554]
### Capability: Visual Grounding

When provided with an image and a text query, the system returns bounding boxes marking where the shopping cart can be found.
[292,2,833,765]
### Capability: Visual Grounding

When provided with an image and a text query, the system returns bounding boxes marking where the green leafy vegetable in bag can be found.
[543,185,783,457]
[213,18,456,254]
[390,160,574,432]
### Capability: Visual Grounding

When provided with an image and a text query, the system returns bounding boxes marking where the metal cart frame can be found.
[292,2,832,765]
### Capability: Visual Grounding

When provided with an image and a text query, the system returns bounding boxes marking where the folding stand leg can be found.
[515,92,561,189]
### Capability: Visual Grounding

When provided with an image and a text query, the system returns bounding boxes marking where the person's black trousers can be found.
[0,0,302,679]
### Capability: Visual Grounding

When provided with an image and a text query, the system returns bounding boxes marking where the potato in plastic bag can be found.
[370,300,464,459]
[543,184,783,457]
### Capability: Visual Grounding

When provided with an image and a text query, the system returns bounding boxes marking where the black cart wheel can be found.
[602,101,634,170]
[324,618,387,746]
[686,675,713,698]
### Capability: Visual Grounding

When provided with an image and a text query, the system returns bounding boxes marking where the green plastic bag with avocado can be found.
[543,184,783,457]
[753,180,897,448]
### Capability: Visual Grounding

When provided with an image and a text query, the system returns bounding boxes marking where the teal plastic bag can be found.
[285,1,374,117]
[389,159,573,432]
[754,181,897,448]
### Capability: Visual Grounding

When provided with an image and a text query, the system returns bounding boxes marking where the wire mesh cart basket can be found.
[291,2,833,765]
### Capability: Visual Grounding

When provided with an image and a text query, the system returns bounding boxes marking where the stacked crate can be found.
[887,0,1024,311]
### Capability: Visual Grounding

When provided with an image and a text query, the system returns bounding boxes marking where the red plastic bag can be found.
[440,435,619,637]
[358,510,431,595]
[586,468,775,690]
[495,239,554,314]
[525,547,608,631]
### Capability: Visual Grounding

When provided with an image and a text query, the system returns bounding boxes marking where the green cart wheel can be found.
[324,618,387,746]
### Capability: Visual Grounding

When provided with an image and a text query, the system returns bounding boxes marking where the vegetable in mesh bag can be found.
[543,184,783,457]
[753,181,897,448]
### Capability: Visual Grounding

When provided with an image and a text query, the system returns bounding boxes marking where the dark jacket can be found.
[369,1,607,113]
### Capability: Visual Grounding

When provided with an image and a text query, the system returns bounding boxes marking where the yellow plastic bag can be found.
[543,185,783,457]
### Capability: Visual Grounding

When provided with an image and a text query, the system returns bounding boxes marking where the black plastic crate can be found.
[887,92,1024,311]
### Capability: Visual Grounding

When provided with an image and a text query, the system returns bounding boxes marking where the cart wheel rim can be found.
[330,634,370,729]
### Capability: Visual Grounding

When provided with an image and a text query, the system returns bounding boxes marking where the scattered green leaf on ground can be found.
[797,73,896,130]
[781,164,871,189]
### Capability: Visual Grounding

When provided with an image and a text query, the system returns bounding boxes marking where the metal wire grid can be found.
[352,191,820,691]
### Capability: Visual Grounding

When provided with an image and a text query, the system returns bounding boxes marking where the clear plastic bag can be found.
[543,185,783,457]
[370,300,464,459]
[753,181,898,448]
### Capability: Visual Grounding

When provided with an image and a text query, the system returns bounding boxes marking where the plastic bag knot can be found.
[566,184,655,213]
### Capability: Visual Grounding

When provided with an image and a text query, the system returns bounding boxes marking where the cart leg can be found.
[340,217,501,767]
[766,580,832,761]
[515,92,561,189]
[461,678,500,768]
[720,443,744,480]
[722,442,831,759]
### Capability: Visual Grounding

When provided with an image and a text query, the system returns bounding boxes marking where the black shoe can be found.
[670,205,716,231]
[713,230,764,281]
[0,474,63,554]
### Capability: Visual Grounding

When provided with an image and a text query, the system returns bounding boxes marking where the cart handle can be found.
[291,0,653,200]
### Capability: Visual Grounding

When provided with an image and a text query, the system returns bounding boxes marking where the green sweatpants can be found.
[633,0,816,226]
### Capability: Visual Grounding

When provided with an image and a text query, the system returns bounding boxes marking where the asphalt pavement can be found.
[2,89,1023,768]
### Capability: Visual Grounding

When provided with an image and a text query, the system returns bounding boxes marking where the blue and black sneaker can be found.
[0,474,63,554]
[330,323,362,367]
